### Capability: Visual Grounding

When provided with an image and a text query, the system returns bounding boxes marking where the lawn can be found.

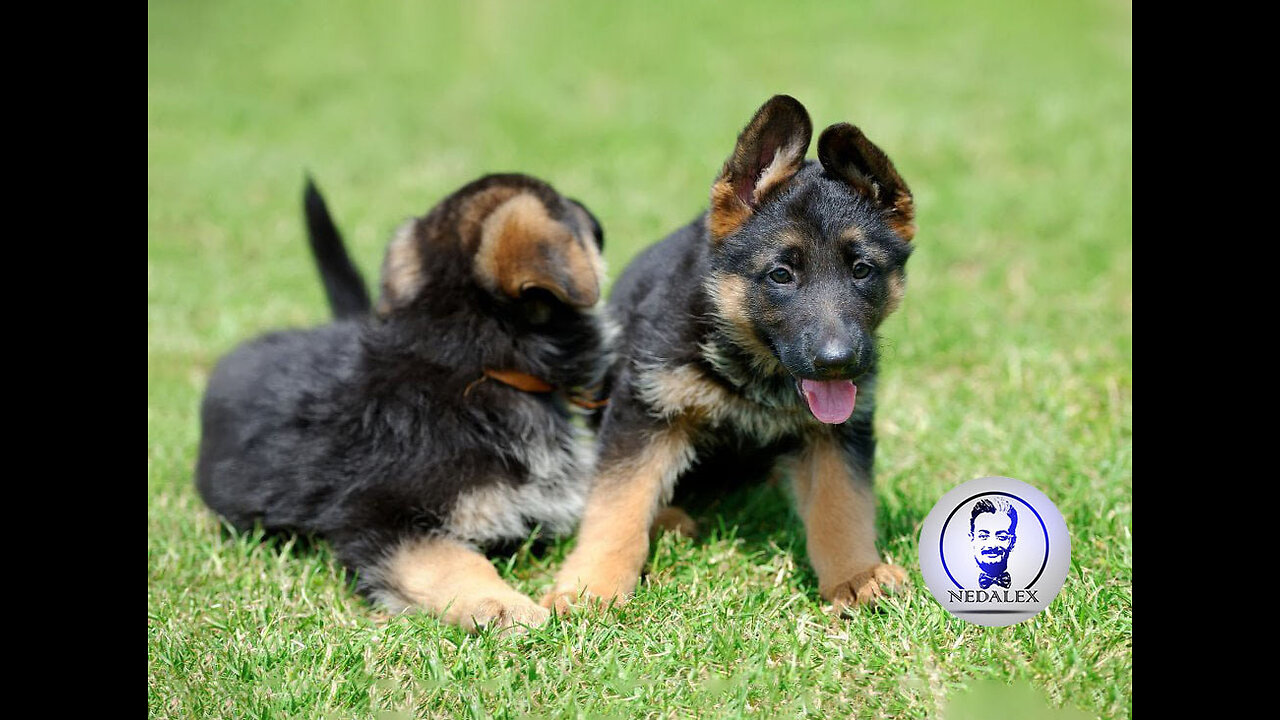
[148,1,1131,718]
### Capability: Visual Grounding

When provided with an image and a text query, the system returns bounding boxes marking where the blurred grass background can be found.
[148,0,1131,718]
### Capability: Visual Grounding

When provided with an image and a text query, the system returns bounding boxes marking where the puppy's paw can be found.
[823,563,908,613]
[540,588,598,615]
[650,505,698,540]
[465,594,550,634]
[539,576,637,615]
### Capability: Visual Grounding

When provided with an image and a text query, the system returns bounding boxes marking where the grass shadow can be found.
[655,464,929,605]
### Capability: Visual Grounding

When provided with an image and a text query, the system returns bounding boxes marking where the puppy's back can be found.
[196,321,362,532]
[608,218,706,317]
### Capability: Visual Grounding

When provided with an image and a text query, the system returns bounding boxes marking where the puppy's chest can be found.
[442,414,593,546]
[634,362,808,443]
[635,361,878,447]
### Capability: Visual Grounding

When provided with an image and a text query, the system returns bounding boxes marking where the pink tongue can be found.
[800,379,857,424]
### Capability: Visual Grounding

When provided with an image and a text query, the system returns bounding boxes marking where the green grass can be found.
[148,1,1131,717]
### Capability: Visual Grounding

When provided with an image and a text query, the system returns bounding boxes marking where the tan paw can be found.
[540,588,594,615]
[464,595,551,634]
[823,563,908,612]
[650,505,698,540]
[539,577,636,615]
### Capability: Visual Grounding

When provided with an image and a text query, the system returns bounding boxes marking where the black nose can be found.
[813,340,857,373]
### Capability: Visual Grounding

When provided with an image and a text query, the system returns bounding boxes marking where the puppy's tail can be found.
[303,175,372,319]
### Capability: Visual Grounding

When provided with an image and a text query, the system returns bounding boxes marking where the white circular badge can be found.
[918,476,1071,627]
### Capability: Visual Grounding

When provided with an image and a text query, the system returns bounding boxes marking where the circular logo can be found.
[918,476,1070,627]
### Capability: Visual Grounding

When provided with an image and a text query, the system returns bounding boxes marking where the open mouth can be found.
[795,378,858,425]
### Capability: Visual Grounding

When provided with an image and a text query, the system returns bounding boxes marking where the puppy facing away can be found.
[196,173,612,632]
[542,95,917,614]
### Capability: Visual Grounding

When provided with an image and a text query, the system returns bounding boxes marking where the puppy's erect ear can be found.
[377,218,426,316]
[709,95,813,242]
[817,123,916,241]
[474,193,602,308]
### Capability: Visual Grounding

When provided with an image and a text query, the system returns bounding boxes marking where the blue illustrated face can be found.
[970,511,1017,571]
[922,478,1071,626]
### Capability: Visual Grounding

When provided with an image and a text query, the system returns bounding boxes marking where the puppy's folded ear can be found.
[817,123,916,241]
[377,218,426,316]
[567,198,604,251]
[709,95,813,242]
[474,193,602,308]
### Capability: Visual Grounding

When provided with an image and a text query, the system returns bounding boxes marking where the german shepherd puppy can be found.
[541,95,916,614]
[196,173,611,632]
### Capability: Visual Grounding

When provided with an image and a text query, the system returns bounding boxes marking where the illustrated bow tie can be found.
[978,571,1011,589]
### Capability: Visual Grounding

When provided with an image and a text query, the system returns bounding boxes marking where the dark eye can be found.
[852,262,873,279]
[768,267,794,284]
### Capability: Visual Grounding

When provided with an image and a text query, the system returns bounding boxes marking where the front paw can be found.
[464,594,551,634]
[650,505,698,540]
[822,563,908,612]
[539,572,639,615]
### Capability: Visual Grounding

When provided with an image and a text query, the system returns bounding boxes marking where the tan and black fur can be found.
[197,173,612,632]
[541,96,916,614]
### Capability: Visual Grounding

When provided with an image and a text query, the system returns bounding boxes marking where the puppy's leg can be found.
[541,424,694,613]
[790,435,906,612]
[375,535,549,633]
